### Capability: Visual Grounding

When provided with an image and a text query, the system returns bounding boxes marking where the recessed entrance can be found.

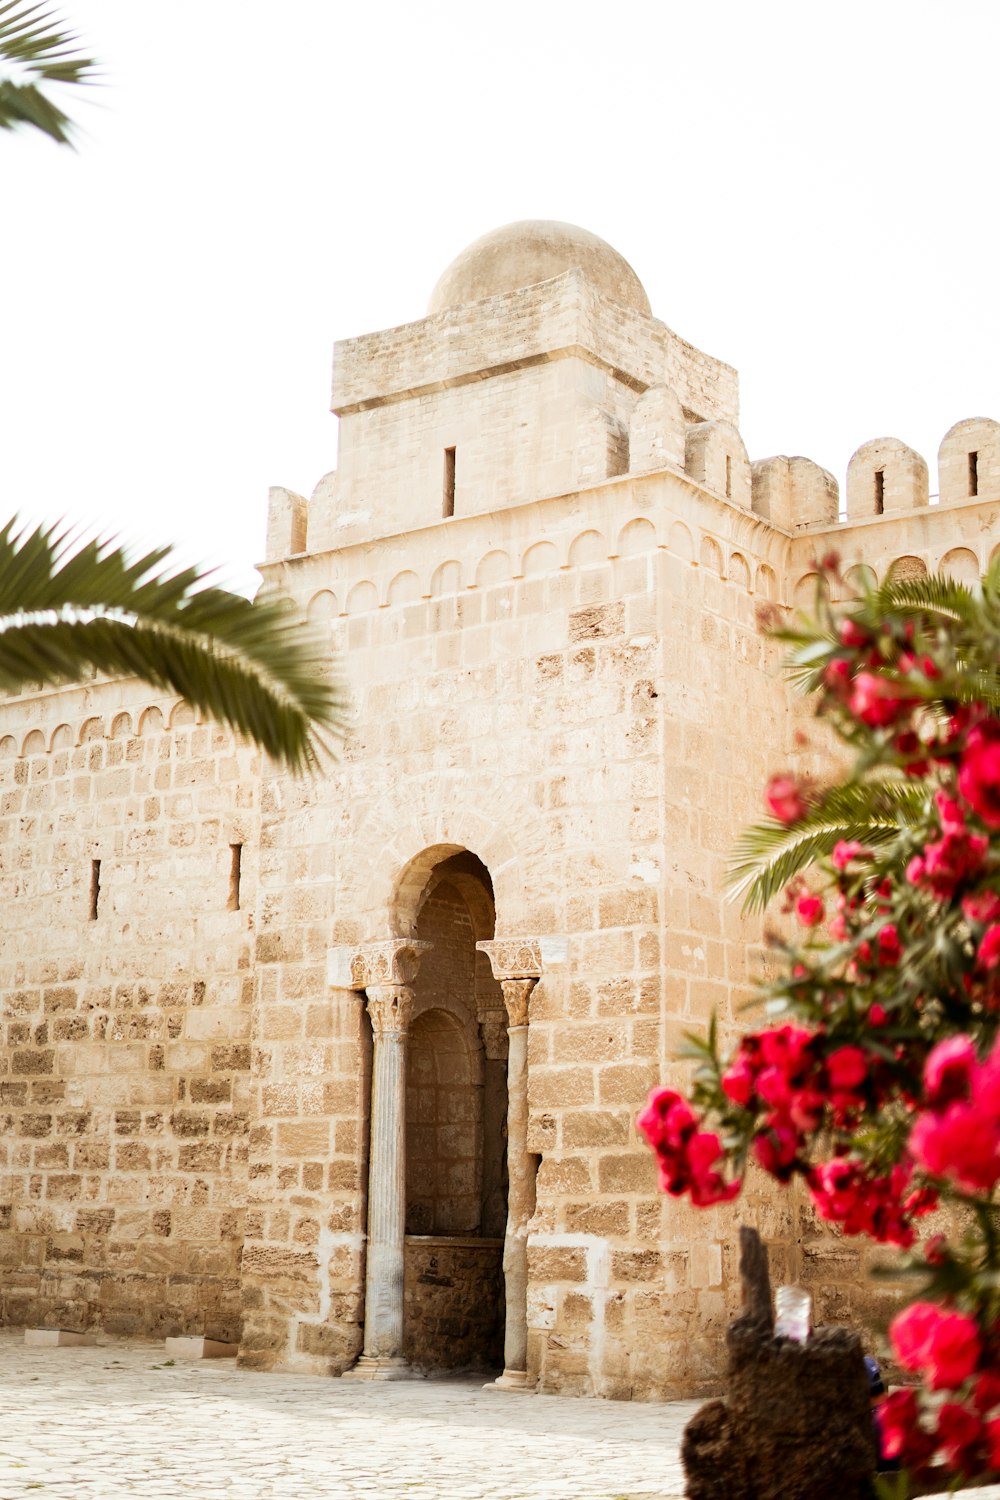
[401,850,507,1373]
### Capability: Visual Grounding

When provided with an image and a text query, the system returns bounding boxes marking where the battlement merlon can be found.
[330,269,739,428]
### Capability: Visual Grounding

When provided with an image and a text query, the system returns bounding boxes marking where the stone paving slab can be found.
[0,1332,694,1499]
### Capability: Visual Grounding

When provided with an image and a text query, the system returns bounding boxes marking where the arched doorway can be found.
[401,851,507,1372]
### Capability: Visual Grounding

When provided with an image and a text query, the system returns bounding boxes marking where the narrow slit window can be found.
[443,447,456,518]
[228,843,242,912]
[88,859,101,921]
[969,451,979,497]
[725,454,732,499]
[874,469,885,514]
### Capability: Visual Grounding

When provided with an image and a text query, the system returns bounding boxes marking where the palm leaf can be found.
[0,2,98,144]
[0,518,346,774]
[728,779,927,913]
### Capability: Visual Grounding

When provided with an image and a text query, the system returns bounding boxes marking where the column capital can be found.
[499,978,537,1029]
[328,938,431,991]
[479,1007,509,1061]
[476,938,544,981]
[365,984,414,1037]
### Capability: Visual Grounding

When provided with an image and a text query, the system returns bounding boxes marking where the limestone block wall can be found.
[312,272,738,553]
[0,686,258,1340]
[251,464,795,1397]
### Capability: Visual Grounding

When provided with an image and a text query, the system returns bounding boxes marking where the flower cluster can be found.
[909,1035,1000,1192]
[877,1303,1000,1477]
[639,560,1000,1486]
[635,1088,740,1206]
[808,1157,936,1248]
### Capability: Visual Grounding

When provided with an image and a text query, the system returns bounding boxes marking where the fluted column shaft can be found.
[356,983,413,1375]
[496,977,537,1389]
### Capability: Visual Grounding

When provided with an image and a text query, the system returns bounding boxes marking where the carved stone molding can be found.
[500,978,537,1029]
[328,939,431,991]
[476,939,543,981]
[365,984,414,1037]
[479,1008,509,1061]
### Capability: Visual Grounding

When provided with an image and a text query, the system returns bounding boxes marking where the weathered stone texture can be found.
[2,218,999,1399]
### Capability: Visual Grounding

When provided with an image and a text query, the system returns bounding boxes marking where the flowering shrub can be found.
[638,559,1000,1487]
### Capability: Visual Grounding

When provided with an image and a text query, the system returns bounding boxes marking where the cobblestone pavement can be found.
[0,1332,694,1500]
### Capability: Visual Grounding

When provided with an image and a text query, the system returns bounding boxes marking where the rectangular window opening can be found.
[228,843,242,912]
[725,454,732,499]
[969,450,979,497]
[88,859,101,921]
[874,469,885,515]
[442,446,456,518]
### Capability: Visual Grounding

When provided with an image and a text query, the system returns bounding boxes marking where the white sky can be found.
[2,0,997,597]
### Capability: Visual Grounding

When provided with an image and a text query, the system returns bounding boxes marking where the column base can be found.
[485,1367,533,1392]
[342,1355,413,1382]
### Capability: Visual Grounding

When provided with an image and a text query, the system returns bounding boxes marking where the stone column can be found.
[494,976,537,1390]
[333,939,428,1382]
[477,937,546,1394]
[351,983,413,1378]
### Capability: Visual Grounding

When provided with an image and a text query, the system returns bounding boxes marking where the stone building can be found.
[1,220,997,1399]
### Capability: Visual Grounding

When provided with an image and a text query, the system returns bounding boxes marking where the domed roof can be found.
[428,220,651,318]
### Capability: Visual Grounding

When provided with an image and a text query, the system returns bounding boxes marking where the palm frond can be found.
[875,570,980,624]
[0,519,347,774]
[728,779,927,914]
[0,2,98,144]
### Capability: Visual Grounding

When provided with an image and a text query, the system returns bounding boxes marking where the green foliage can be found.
[0,518,346,773]
[0,1,97,144]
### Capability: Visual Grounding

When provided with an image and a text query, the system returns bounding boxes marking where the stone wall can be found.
[0,694,257,1340]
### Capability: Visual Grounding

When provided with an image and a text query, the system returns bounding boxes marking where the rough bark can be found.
[682,1228,876,1500]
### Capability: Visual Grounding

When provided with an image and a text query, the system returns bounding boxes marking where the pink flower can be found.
[848,671,912,728]
[878,923,902,966]
[838,617,870,649]
[826,1046,867,1091]
[765,775,808,825]
[752,1122,799,1180]
[877,1388,932,1464]
[963,891,1000,925]
[909,1103,1000,1191]
[831,839,867,871]
[959,721,1000,827]
[636,1089,740,1207]
[936,1401,983,1470]
[924,1036,977,1108]
[980,924,1000,970]
[796,894,824,928]
[720,1053,756,1109]
[869,1003,888,1026]
[891,1302,982,1391]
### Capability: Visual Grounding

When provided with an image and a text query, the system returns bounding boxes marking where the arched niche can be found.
[346,580,379,615]
[50,723,74,751]
[387,570,421,606]
[475,551,511,588]
[521,541,559,577]
[939,547,980,585]
[109,713,132,740]
[617,518,656,557]
[700,536,723,575]
[728,553,751,591]
[306,588,340,622]
[138,707,164,737]
[756,564,778,600]
[886,556,928,585]
[669,521,695,561]
[568,530,606,568]
[22,729,45,755]
[430,560,462,597]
